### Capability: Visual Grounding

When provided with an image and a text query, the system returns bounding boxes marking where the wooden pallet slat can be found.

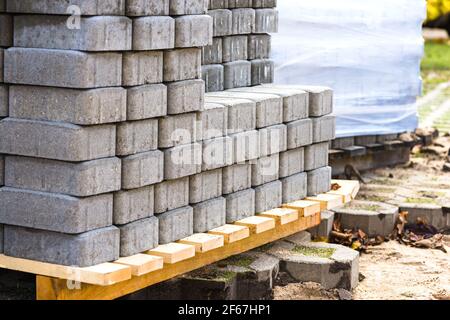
[235,216,276,234]
[114,254,164,277]
[178,233,224,253]
[328,179,360,203]
[208,224,250,244]
[0,254,131,286]
[147,243,196,264]
[306,193,344,210]
[283,200,321,217]
[259,208,298,225]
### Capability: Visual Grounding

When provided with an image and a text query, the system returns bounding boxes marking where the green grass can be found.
[421,42,450,95]
[405,197,436,204]
[292,246,336,259]
[344,203,384,212]
[224,255,255,268]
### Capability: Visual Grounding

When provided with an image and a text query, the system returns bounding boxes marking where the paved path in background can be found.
[419,81,450,132]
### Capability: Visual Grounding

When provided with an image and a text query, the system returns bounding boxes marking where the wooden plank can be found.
[36,213,321,300]
[0,254,131,286]
[234,216,276,234]
[147,243,196,264]
[178,233,224,253]
[283,200,321,217]
[114,254,163,276]
[306,194,343,210]
[259,208,298,225]
[329,179,360,202]
[208,224,250,244]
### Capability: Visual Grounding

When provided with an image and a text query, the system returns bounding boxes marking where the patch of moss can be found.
[344,203,383,212]
[189,269,237,282]
[418,190,445,198]
[405,197,436,204]
[358,194,390,203]
[292,245,336,259]
[224,255,255,268]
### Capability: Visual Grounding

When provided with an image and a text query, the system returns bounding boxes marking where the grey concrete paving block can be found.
[206,91,283,129]
[14,15,132,51]
[231,130,260,163]
[205,96,256,134]
[132,16,174,50]
[209,9,233,37]
[4,225,120,267]
[114,185,154,225]
[304,142,329,171]
[164,48,202,82]
[123,51,163,86]
[202,64,224,92]
[307,166,332,196]
[170,0,208,15]
[264,85,333,117]
[0,49,3,83]
[175,15,213,48]
[377,134,399,143]
[0,13,12,47]
[223,60,252,89]
[164,143,202,180]
[158,112,197,148]
[279,148,304,178]
[251,59,274,86]
[126,0,169,16]
[6,0,126,15]
[193,196,227,232]
[127,84,167,120]
[202,137,233,171]
[202,38,223,64]
[190,168,223,204]
[116,119,158,156]
[225,188,256,223]
[0,224,3,253]
[222,35,248,63]
[0,118,116,161]
[228,0,252,7]
[0,155,3,186]
[5,156,121,197]
[259,124,287,157]
[247,34,271,60]
[281,172,307,204]
[121,150,164,190]
[312,115,336,143]
[252,0,277,8]
[154,177,189,214]
[209,0,227,9]
[251,154,279,187]
[0,85,8,117]
[232,8,255,34]
[309,210,335,239]
[254,8,278,33]
[222,163,252,195]
[332,137,355,149]
[196,102,228,141]
[9,85,126,125]
[354,135,377,146]
[118,217,159,257]
[287,118,313,150]
[0,187,113,234]
[158,206,194,244]
[5,48,122,89]
[167,79,204,115]
[255,180,282,213]
[230,86,309,123]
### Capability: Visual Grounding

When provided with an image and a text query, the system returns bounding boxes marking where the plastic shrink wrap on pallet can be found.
[272,0,426,137]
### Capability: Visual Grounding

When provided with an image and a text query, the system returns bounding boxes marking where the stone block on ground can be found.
[309,210,335,239]
[396,203,449,230]
[3,225,120,267]
[158,206,194,244]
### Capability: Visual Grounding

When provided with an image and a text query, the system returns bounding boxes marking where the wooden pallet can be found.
[0,183,359,300]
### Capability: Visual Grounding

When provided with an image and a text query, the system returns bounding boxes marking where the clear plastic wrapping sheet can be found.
[272,0,426,137]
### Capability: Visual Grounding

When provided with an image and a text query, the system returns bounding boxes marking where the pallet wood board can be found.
[114,254,164,277]
[259,208,299,225]
[283,200,321,217]
[235,216,276,234]
[147,243,196,264]
[306,194,344,210]
[208,225,250,244]
[178,233,225,253]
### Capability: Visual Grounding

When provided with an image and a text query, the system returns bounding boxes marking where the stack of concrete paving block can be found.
[202,0,278,92]
[0,0,212,266]
[0,0,12,255]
